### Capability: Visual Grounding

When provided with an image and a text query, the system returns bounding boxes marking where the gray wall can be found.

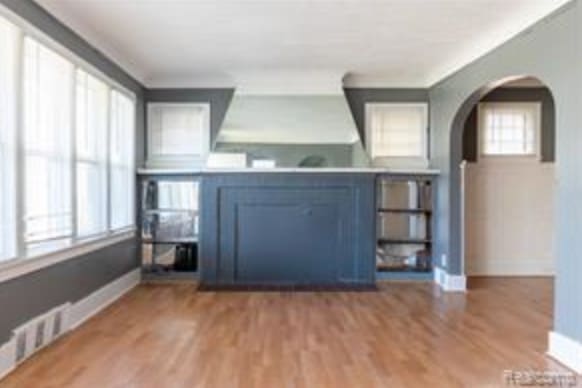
[429,0,582,343]
[0,0,143,342]
[462,87,555,162]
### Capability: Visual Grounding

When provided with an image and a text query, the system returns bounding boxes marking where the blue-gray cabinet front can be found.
[200,173,376,286]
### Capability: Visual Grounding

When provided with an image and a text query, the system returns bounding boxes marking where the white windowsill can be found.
[0,229,136,284]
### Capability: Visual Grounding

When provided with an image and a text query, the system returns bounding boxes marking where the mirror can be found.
[210,95,370,168]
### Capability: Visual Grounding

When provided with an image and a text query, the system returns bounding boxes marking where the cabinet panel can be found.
[200,174,376,286]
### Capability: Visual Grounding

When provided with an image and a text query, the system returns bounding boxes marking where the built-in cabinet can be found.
[376,175,434,275]
[137,170,438,284]
[140,175,200,279]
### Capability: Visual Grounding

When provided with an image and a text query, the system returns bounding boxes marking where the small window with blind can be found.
[147,103,210,168]
[365,103,428,168]
[478,102,541,157]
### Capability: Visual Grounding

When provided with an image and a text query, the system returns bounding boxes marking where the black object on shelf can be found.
[174,243,198,272]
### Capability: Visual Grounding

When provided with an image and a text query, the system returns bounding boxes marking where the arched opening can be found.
[449,76,557,285]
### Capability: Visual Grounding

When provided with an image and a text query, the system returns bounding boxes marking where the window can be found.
[0,16,18,261]
[76,70,108,237]
[479,102,540,157]
[110,90,135,230]
[366,103,428,167]
[23,37,74,245]
[147,103,210,168]
[0,11,136,267]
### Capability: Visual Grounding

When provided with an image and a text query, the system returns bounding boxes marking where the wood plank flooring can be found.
[1,277,577,388]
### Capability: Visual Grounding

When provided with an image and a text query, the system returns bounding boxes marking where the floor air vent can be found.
[11,303,71,365]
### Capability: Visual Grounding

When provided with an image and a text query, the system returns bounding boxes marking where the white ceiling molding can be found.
[34,0,571,89]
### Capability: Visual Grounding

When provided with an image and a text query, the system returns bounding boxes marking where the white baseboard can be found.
[0,268,141,382]
[466,258,555,276]
[68,269,141,329]
[548,331,582,374]
[434,267,466,292]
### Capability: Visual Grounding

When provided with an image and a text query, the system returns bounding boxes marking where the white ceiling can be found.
[33,0,570,88]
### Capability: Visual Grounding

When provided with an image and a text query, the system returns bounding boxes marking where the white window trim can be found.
[477,102,542,161]
[146,102,211,168]
[365,102,429,168]
[0,6,138,282]
[0,229,135,284]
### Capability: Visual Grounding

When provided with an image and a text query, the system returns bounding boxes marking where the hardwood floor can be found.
[1,277,576,388]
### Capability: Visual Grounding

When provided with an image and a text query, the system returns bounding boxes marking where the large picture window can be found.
[0,16,18,262]
[0,12,136,266]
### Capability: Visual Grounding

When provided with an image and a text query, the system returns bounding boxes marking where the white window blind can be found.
[366,104,428,163]
[23,37,74,244]
[76,70,108,237]
[479,102,540,156]
[110,90,135,230]
[147,103,210,167]
[0,16,18,261]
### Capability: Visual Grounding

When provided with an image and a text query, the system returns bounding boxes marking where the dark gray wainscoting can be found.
[0,238,139,343]
[200,173,376,286]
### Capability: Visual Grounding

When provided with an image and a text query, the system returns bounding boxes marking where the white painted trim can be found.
[0,230,135,284]
[466,258,555,277]
[68,268,141,329]
[548,331,582,374]
[0,268,141,382]
[434,267,467,292]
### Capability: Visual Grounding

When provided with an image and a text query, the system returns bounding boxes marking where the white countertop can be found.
[137,167,440,175]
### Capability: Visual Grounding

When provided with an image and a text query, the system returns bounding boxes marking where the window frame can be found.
[365,102,429,168]
[0,5,137,278]
[75,69,110,239]
[477,102,542,160]
[0,14,20,263]
[109,90,136,232]
[146,102,211,168]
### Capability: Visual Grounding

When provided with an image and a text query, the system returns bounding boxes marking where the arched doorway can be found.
[449,76,556,281]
